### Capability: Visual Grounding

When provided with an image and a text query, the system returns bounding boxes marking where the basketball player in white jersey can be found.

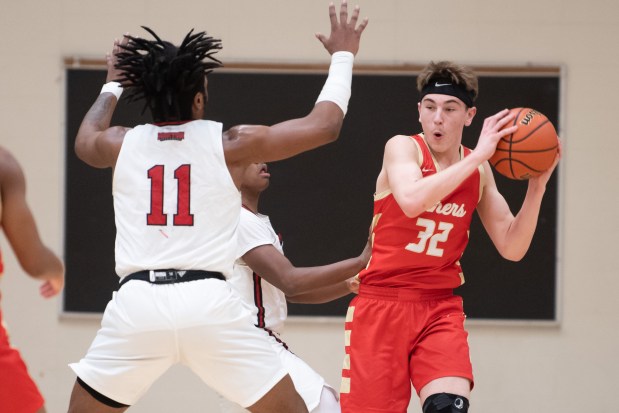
[218,162,370,413]
[67,2,368,413]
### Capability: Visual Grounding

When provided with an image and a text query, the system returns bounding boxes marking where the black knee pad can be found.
[422,393,469,412]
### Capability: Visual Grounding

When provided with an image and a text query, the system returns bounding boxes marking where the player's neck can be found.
[429,144,462,170]
[241,193,260,214]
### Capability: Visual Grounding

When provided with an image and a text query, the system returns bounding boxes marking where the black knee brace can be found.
[422,393,469,412]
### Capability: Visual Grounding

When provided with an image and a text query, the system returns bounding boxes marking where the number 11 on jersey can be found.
[146,164,194,226]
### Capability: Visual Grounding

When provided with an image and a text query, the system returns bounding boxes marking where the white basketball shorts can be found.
[69,278,288,407]
[218,332,336,412]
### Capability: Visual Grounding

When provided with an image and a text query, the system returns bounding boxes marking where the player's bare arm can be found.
[286,235,369,303]
[74,37,130,169]
[382,135,482,218]
[477,139,561,261]
[0,148,64,297]
[222,0,368,178]
[242,241,368,298]
[286,279,356,304]
[385,109,517,218]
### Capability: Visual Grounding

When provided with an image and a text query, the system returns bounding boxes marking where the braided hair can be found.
[115,27,222,122]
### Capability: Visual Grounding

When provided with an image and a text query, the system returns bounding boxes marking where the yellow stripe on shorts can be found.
[340,377,351,394]
[342,354,350,370]
[345,306,355,322]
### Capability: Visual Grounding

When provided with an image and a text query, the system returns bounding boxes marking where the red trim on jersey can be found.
[260,325,289,351]
[252,272,266,328]
[153,120,193,126]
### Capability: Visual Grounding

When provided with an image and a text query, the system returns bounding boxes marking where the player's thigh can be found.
[69,282,178,405]
[0,345,44,413]
[246,374,308,413]
[410,296,473,396]
[277,343,330,411]
[341,296,412,413]
[68,381,129,413]
[179,282,288,408]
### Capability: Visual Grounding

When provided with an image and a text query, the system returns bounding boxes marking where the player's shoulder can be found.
[239,208,268,227]
[385,133,423,147]
[0,145,15,162]
[0,147,22,180]
[387,133,415,142]
[384,133,423,157]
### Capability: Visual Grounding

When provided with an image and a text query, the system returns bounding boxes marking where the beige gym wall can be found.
[0,1,616,412]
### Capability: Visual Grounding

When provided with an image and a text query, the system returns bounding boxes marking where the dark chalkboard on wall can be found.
[63,63,561,322]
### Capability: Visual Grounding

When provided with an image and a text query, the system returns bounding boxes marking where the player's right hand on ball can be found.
[475,109,517,162]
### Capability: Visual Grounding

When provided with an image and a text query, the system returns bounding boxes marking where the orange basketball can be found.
[489,108,559,180]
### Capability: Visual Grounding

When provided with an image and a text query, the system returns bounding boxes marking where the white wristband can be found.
[316,51,354,115]
[100,81,123,100]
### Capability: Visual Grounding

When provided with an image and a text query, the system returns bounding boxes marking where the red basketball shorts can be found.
[340,285,474,413]
[0,309,45,413]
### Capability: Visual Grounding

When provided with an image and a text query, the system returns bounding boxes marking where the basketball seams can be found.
[507,108,524,179]
[511,119,550,144]
[489,107,558,179]
[492,145,558,154]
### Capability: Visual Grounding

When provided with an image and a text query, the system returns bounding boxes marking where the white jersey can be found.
[228,208,287,334]
[221,208,333,412]
[113,120,240,279]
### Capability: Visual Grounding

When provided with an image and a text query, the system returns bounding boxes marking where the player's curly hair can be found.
[417,61,479,103]
[115,27,223,122]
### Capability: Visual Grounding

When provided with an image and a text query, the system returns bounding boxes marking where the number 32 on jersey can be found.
[405,217,453,257]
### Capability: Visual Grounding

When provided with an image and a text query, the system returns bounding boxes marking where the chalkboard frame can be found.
[61,59,563,325]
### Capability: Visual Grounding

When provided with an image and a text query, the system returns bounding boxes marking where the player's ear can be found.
[193,92,204,109]
[417,101,422,123]
[464,106,477,127]
[192,92,205,118]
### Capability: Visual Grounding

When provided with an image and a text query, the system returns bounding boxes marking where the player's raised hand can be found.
[316,0,368,56]
[106,34,129,84]
[475,109,518,162]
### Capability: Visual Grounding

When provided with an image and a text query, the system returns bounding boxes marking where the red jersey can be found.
[359,134,483,290]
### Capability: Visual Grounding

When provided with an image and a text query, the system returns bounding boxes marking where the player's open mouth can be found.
[259,164,270,177]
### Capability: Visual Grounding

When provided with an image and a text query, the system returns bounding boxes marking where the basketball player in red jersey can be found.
[67,2,368,413]
[0,146,64,413]
[339,61,561,413]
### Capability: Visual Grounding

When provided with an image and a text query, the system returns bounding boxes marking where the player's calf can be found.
[422,393,469,413]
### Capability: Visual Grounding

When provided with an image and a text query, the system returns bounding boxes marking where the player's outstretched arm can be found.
[242,237,369,298]
[223,1,368,167]
[74,37,129,169]
[0,148,64,297]
[286,278,357,304]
